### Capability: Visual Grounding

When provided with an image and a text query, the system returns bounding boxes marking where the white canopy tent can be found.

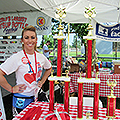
[0,0,39,15]
[23,0,120,23]
[23,0,120,57]
[0,0,52,36]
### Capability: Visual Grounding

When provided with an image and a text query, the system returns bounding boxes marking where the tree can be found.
[51,18,68,56]
[71,35,81,56]
[40,19,89,57]
[71,23,88,45]
[72,35,81,49]
[70,23,88,57]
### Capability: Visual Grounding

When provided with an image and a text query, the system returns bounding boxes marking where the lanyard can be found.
[23,49,37,81]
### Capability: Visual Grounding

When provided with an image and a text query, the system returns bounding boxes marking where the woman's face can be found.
[21,30,37,54]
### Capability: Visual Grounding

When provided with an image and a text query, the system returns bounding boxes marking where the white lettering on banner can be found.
[111,31,120,37]
[98,25,108,36]
[111,25,119,31]
[96,35,120,42]
[95,21,120,42]
[111,26,120,37]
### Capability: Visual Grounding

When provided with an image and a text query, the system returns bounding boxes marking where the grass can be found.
[49,51,120,63]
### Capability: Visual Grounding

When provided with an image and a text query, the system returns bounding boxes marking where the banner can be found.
[95,22,120,42]
[0,11,51,36]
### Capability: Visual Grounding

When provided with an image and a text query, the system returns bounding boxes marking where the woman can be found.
[0,25,52,116]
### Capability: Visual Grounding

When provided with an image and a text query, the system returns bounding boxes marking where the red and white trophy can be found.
[106,79,117,119]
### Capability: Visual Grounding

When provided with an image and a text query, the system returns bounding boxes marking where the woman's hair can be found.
[21,25,37,51]
[21,25,37,39]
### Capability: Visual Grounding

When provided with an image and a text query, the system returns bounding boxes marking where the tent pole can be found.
[68,23,70,58]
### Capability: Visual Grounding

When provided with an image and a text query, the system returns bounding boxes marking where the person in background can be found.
[95,49,99,59]
[43,40,52,59]
[0,25,52,116]
[42,40,52,91]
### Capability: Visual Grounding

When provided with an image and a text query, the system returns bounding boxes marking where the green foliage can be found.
[72,35,81,49]
[39,35,56,49]
[71,23,88,45]
[39,19,89,52]
[52,18,68,35]
[51,18,59,35]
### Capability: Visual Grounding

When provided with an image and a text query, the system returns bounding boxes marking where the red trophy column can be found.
[86,39,92,78]
[106,96,116,118]
[64,81,70,113]
[78,82,83,118]
[106,79,117,119]
[93,83,100,119]
[57,38,63,77]
[49,80,54,111]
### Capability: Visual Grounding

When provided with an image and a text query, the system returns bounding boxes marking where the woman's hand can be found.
[13,84,27,93]
[37,81,42,88]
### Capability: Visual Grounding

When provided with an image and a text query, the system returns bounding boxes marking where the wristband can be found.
[12,87,13,93]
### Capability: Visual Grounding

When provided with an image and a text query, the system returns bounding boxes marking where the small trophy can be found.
[51,69,54,77]
[79,71,82,79]
[65,70,69,78]
[107,79,117,97]
[86,111,91,119]
[106,79,117,119]
[95,70,99,80]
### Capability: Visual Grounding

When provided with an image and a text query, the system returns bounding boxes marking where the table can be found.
[13,101,120,120]
[69,73,120,98]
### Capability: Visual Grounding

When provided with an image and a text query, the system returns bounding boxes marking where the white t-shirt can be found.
[43,44,49,58]
[0,50,51,96]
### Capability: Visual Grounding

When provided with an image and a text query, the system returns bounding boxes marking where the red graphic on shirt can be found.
[22,57,28,64]
[0,111,2,117]
[24,73,35,84]
[37,62,42,78]
[37,62,41,67]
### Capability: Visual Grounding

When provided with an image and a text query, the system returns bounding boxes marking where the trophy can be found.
[106,79,117,119]
[107,79,117,97]
[65,70,69,78]
[51,69,54,77]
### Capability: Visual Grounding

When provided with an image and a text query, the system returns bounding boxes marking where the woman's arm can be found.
[37,67,52,88]
[0,69,27,93]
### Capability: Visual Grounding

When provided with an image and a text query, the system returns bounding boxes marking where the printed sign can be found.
[0,11,51,36]
[95,22,120,42]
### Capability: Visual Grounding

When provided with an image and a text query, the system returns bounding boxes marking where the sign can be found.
[0,39,22,61]
[95,22,120,42]
[0,11,51,36]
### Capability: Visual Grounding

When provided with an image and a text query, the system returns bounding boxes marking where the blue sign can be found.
[95,23,120,42]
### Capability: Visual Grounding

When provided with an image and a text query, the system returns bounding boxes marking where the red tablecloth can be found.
[13,102,120,120]
[69,73,120,98]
